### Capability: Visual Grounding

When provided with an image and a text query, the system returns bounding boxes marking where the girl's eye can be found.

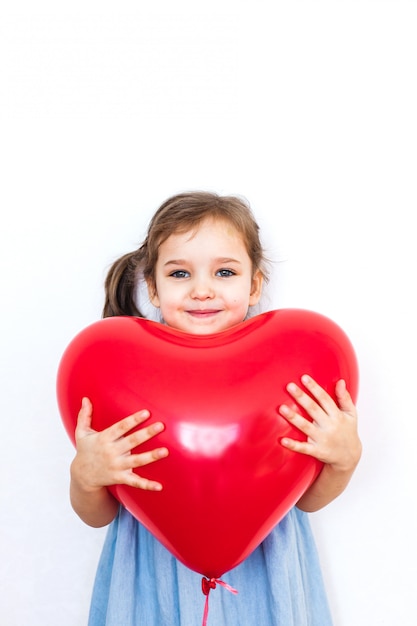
[216,269,235,277]
[170,270,190,279]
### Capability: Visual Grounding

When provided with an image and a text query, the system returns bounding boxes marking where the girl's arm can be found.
[279,376,362,512]
[70,398,169,527]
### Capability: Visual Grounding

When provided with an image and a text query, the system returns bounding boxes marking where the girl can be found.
[70,192,361,625]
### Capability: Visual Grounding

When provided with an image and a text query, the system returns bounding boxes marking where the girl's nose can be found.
[190,277,215,300]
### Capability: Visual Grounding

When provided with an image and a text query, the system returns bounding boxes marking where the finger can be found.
[280,436,314,456]
[125,472,165,491]
[301,375,340,412]
[113,447,169,491]
[287,376,336,419]
[335,379,357,415]
[121,421,165,453]
[127,446,169,469]
[278,403,316,437]
[284,381,328,423]
[107,410,152,441]
[280,436,324,461]
[75,397,94,437]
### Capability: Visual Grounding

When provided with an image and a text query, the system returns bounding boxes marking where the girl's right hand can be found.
[71,397,169,493]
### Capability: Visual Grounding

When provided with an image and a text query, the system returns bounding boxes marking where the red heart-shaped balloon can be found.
[57,309,358,578]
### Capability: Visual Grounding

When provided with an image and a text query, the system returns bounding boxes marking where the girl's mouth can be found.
[186,309,220,318]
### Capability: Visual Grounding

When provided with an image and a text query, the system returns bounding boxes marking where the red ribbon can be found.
[201,577,238,626]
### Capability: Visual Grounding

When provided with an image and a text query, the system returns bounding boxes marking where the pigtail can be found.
[102,250,144,318]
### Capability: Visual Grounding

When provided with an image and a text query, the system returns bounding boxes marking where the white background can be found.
[1,1,416,625]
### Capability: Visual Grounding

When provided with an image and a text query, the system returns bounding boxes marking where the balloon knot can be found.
[201,577,238,625]
[201,577,217,596]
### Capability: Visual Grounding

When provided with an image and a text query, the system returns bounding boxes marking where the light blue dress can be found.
[88,506,332,626]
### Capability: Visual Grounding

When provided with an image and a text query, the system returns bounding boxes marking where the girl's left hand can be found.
[279,375,362,472]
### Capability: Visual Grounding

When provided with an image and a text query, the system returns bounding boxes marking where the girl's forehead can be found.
[166,216,242,242]
[156,218,249,261]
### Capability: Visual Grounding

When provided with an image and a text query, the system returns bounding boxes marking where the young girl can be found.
[70,192,361,625]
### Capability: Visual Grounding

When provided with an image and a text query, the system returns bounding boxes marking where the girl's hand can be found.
[279,375,361,470]
[278,375,362,511]
[72,397,169,493]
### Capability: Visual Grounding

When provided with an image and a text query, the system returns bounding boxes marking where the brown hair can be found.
[103,191,269,318]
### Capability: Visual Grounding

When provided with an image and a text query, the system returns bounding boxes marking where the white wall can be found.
[1,2,416,624]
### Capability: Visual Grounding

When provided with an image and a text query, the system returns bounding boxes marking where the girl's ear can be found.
[147,281,160,308]
[249,270,263,306]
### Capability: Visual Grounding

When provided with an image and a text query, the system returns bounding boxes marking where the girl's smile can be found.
[148,218,263,335]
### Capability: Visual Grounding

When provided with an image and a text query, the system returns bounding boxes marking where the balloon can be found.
[57,309,358,578]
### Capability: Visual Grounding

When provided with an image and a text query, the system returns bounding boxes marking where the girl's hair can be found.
[103,191,269,318]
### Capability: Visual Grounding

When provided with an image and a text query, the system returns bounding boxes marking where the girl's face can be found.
[148,218,263,335]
